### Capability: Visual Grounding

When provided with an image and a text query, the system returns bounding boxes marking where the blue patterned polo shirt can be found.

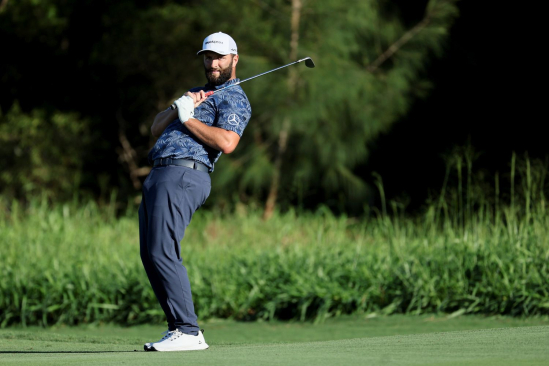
[148,78,252,172]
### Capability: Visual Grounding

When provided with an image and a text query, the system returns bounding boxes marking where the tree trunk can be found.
[263,0,301,220]
[116,109,150,190]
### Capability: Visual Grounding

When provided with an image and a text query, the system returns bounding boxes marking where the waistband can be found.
[153,158,210,173]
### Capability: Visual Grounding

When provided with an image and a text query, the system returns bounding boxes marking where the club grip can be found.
[170,91,215,110]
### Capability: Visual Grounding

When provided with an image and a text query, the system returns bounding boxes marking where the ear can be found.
[232,54,239,68]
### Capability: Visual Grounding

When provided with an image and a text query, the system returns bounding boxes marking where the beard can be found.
[205,58,234,86]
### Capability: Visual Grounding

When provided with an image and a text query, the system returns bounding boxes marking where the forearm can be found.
[184,118,238,154]
[151,108,179,137]
[152,91,239,153]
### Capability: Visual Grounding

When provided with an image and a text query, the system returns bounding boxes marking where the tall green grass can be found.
[0,154,548,327]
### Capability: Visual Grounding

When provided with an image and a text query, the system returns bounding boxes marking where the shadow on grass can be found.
[0,351,140,354]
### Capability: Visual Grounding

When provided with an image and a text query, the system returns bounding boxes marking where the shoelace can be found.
[171,331,183,341]
[159,330,185,342]
[159,330,171,341]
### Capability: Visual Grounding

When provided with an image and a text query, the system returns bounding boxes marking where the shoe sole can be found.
[144,344,209,352]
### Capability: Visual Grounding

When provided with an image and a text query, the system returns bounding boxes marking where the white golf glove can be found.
[173,95,194,124]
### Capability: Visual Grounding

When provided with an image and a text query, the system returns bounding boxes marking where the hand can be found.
[173,95,194,124]
[185,90,208,108]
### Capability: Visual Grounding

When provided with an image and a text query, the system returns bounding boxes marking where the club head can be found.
[304,57,315,68]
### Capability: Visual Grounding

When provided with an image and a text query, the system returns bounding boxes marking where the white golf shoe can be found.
[144,329,209,352]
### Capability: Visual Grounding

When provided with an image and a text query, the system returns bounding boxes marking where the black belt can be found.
[153,158,210,173]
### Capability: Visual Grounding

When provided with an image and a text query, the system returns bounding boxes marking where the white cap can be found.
[196,32,238,56]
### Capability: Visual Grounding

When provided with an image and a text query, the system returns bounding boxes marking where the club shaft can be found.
[234,58,310,87]
[170,58,311,109]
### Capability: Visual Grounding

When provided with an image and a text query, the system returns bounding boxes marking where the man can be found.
[139,32,251,352]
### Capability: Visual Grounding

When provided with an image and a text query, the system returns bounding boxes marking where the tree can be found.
[195,0,459,215]
[0,0,459,214]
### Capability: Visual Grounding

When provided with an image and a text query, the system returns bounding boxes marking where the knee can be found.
[149,251,179,269]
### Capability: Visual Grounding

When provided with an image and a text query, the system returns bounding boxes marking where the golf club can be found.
[170,57,315,110]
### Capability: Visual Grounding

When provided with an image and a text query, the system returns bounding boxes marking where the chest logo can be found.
[227,114,240,126]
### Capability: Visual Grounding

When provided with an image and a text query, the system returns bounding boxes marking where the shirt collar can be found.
[206,78,240,90]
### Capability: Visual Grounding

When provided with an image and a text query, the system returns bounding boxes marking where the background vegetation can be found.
[2,0,543,215]
[1,1,547,327]
[1,155,548,327]
[1,0,463,214]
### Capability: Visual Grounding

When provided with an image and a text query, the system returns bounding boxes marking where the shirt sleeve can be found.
[215,91,252,136]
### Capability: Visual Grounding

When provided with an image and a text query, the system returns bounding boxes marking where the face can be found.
[203,51,239,86]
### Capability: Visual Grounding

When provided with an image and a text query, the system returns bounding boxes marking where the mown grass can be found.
[0,154,548,327]
[1,321,548,366]
[4,314,548,346]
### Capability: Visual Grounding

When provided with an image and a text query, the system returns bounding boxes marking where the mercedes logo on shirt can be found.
[227,114,240,126]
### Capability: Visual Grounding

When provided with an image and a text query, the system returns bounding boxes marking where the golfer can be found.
[139,32,251,352]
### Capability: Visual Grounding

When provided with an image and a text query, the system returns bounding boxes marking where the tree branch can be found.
[367,11,431,73]
[116,110,150,190]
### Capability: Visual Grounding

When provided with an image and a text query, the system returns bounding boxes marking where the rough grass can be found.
[1,154,548,326]
[1,195,548,327]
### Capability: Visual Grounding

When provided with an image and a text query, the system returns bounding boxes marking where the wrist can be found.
[174,95,194,124]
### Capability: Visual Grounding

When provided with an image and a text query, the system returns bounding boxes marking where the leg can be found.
[140,166,211,335]
[139,197,177,328]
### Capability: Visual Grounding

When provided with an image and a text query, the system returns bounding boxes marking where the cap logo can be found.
[197,32,237,55]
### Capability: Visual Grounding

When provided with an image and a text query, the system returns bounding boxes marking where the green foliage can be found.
[0,0,460,211]
[0,103,92,199]
[0,0,68,45]
[197,0,461,210]
[1,156,548,327]
[94,2,206,106]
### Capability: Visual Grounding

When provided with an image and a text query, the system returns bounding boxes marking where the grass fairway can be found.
[1,315,548,365]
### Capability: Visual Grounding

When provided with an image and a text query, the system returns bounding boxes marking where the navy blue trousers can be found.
[139,165,211,335]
